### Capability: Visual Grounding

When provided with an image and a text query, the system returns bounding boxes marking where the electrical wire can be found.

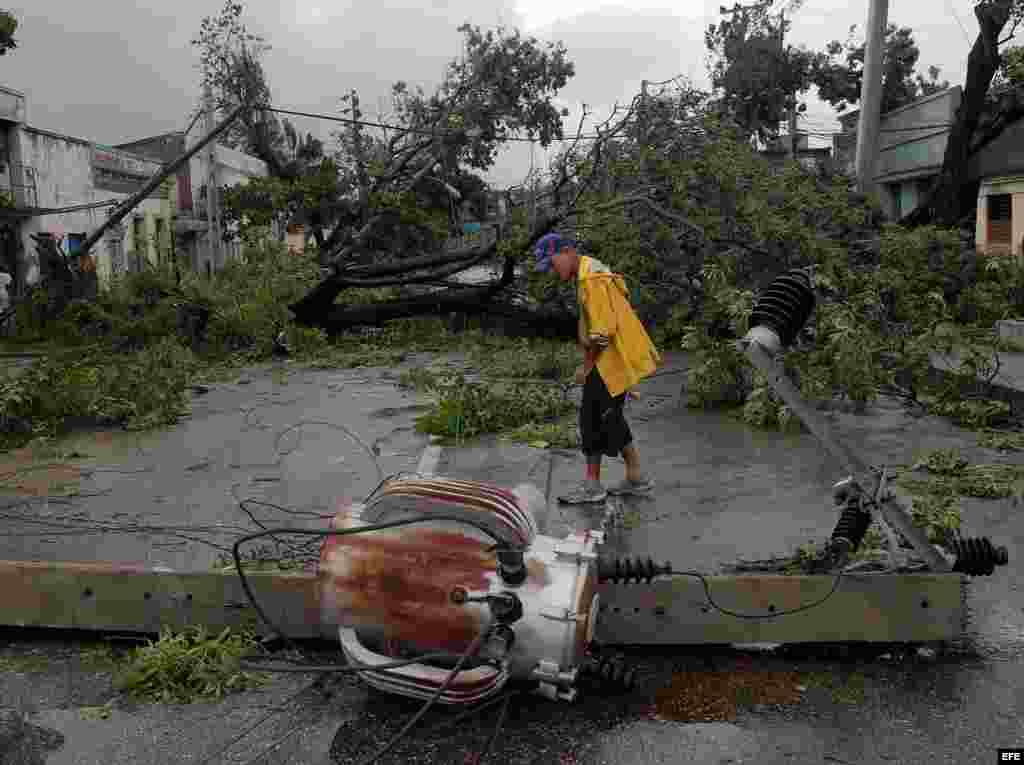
[231,517,515,651]
[663,566,845,619]
[273,419,385,484]
[22,198,122,217]
[236,720,310,765]
[945,0,973,47]
[418,688,524,740]
[193,679,322,765]
[343,688,524,765]
[353,627,492,765]
[237,652,480,674]
[263,106,620,142]
[229,500,524,763]
[475,688,512,765]
[801,124,955,136]
[226,500,845,763]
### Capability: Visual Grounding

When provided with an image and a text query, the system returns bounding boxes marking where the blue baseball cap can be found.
[534,233,577,272]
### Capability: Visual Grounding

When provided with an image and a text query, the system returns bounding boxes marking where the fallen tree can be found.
[193,9,648,333]
[286,96,638,333]
[304,256,577,339]
[196,16,646,333]
[534,78,1024,433]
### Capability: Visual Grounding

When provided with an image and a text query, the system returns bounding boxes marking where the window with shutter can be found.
[989,194,1012,245]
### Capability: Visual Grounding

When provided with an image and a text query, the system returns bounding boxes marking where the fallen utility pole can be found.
[0,559,968,646]
[0,269,1009,713]
[77,103,246,260]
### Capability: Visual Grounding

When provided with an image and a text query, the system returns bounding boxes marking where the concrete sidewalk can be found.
[929,349,1024,418]
[929,348,1024,390]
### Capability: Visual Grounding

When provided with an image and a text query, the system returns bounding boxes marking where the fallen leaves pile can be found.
[653,668,806,722]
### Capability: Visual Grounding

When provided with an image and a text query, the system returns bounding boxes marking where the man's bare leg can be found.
[622,444,644,482]
[609,444,654,495]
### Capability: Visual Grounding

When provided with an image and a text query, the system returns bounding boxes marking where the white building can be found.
[0,84,174,292]
[834,87,961,222]
[834,85,1024,260]
[117,124,270,276]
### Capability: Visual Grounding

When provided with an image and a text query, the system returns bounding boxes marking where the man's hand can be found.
[587,334,610,351]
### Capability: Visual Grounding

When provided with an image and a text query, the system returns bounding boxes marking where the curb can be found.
[415,436,444,476]
[926,363,1024,418]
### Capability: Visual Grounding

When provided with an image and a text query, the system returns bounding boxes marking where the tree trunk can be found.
[309,256,515,332]
[289,213,565,326]
[294,252,578,340]
[906,0,1013,227]
[316,292,577,340]
[287,244,498,323]
[311,226,326,252]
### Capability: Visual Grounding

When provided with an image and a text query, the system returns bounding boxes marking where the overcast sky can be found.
[4,0,982,187]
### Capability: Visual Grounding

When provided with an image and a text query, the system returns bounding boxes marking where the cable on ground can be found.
[353,627,492,765]
[666,567,845,619]
[231,516,516,653]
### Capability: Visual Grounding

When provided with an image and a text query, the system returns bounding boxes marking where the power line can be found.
[945,0,973,47]
[17,198,123,217]
[263,105,621,142]
[801,123,955,136]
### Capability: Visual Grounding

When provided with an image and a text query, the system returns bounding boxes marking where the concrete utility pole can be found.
[640,79,649,179]
[350,90,369,222]
[77,104,244,261]
[778,10,794,159]
[789,104,799,159]
[854,0,889,194]
[776,9,799,160]
[204,85,221,271]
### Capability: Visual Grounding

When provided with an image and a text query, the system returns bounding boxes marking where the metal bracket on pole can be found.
[738,330,952,572]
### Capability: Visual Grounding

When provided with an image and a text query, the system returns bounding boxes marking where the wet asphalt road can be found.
[334,362,1024,765]
[0,352,1021,765]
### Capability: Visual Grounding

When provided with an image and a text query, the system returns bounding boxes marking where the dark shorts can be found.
[580,370,633,458]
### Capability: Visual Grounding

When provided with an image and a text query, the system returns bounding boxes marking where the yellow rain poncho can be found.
[576,256,661,398]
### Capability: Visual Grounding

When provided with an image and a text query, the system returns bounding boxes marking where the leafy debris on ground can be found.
[730,448,1024,574]
[114,626,265,704]
[978,429,1024,452]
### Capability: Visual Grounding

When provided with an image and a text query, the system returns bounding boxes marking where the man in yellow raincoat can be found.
[534,233,662,504]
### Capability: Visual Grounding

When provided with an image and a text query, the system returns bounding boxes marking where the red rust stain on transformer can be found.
[321,529,496,652]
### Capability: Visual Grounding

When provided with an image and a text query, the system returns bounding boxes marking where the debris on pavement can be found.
[653,667,806,722]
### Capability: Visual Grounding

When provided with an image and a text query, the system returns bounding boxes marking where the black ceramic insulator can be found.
[489,592,524,624]
[581,656,637,692]
[950,537,1009,576]
[597,556,671,584]
[749,270,816,348]
[498,549,528,585]
[829,504,873,555]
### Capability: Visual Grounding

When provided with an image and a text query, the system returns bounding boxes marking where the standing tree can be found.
[0,10,16,56]
[812,24,949,114]
[906,0,1024,226]
[999,43,1024,83]
[193,1,348,248]
[705,1,823,142]
[192,0,329,179]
